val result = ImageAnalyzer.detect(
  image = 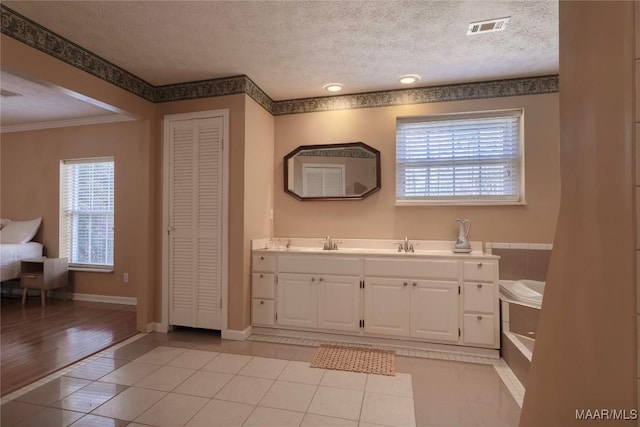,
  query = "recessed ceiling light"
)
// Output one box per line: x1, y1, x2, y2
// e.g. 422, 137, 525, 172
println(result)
398, 74, 420, 85
323, 83, 343, 93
